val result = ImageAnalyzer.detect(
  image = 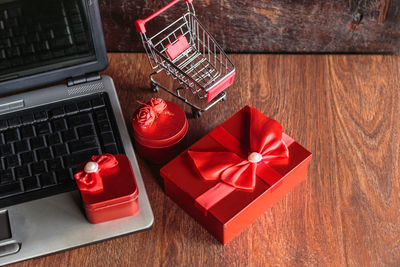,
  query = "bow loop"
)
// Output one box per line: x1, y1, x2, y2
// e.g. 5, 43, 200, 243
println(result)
90, 154, 119, 169
74, 154, 118, 193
